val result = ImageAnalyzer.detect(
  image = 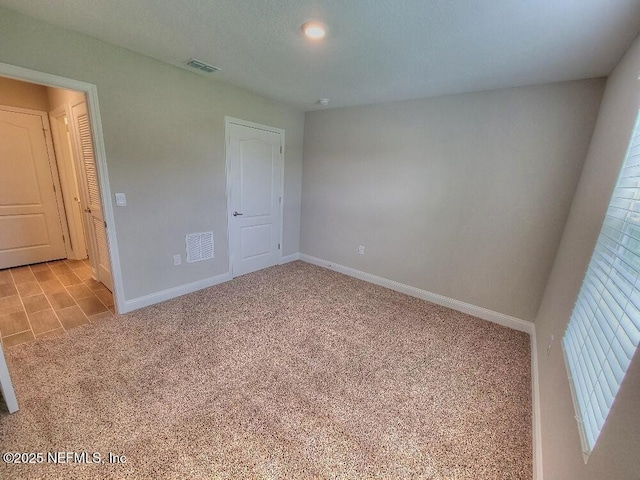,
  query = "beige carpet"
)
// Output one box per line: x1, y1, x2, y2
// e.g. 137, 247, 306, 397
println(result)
0, 261, 532, 479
